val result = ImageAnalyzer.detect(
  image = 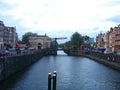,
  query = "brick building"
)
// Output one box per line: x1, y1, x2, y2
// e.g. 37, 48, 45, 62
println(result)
4, 26, 18, 49
107, 27, 115, 51
29, 34, 51, 49
0, 20, 18, 49
96, 33, 106, 48
114, 25, 120, 51
0, 21, 4, 49
96, 25, 120, 52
